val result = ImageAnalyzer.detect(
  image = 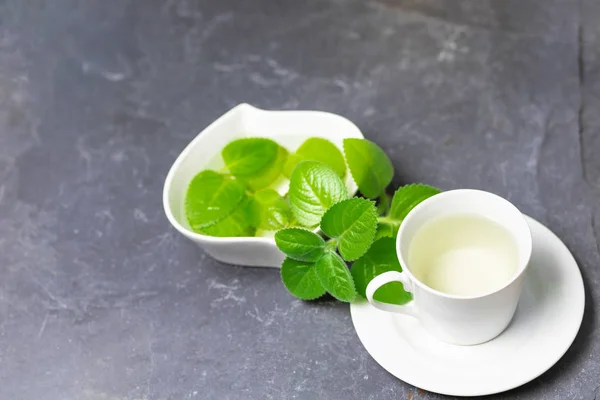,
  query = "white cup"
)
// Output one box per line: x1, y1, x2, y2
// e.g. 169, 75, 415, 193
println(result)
366, 189, 532, 345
